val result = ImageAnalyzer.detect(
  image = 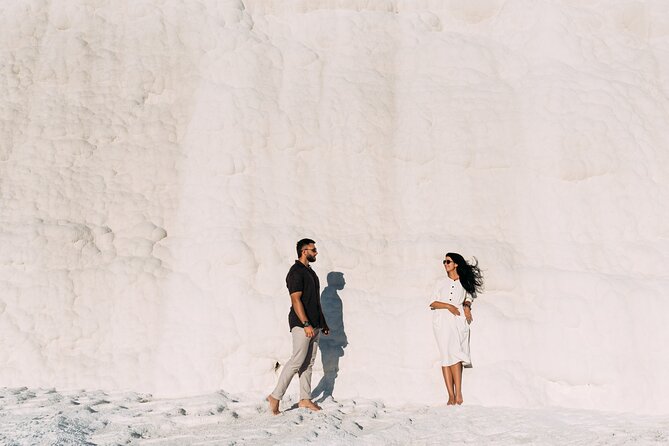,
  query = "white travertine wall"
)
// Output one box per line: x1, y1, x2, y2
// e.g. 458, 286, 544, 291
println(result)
1, 0, 668, 414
